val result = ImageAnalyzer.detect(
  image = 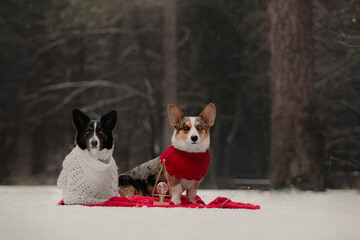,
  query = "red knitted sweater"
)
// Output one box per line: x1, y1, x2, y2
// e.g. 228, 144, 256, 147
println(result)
160, 145, 210, 181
